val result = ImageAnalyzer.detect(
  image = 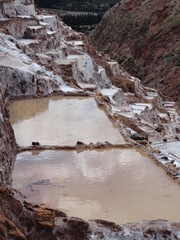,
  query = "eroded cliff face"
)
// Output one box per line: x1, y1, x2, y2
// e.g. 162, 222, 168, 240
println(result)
0, 0, 180, 239
0, 92, 16, 185
90, 0, 180, 107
